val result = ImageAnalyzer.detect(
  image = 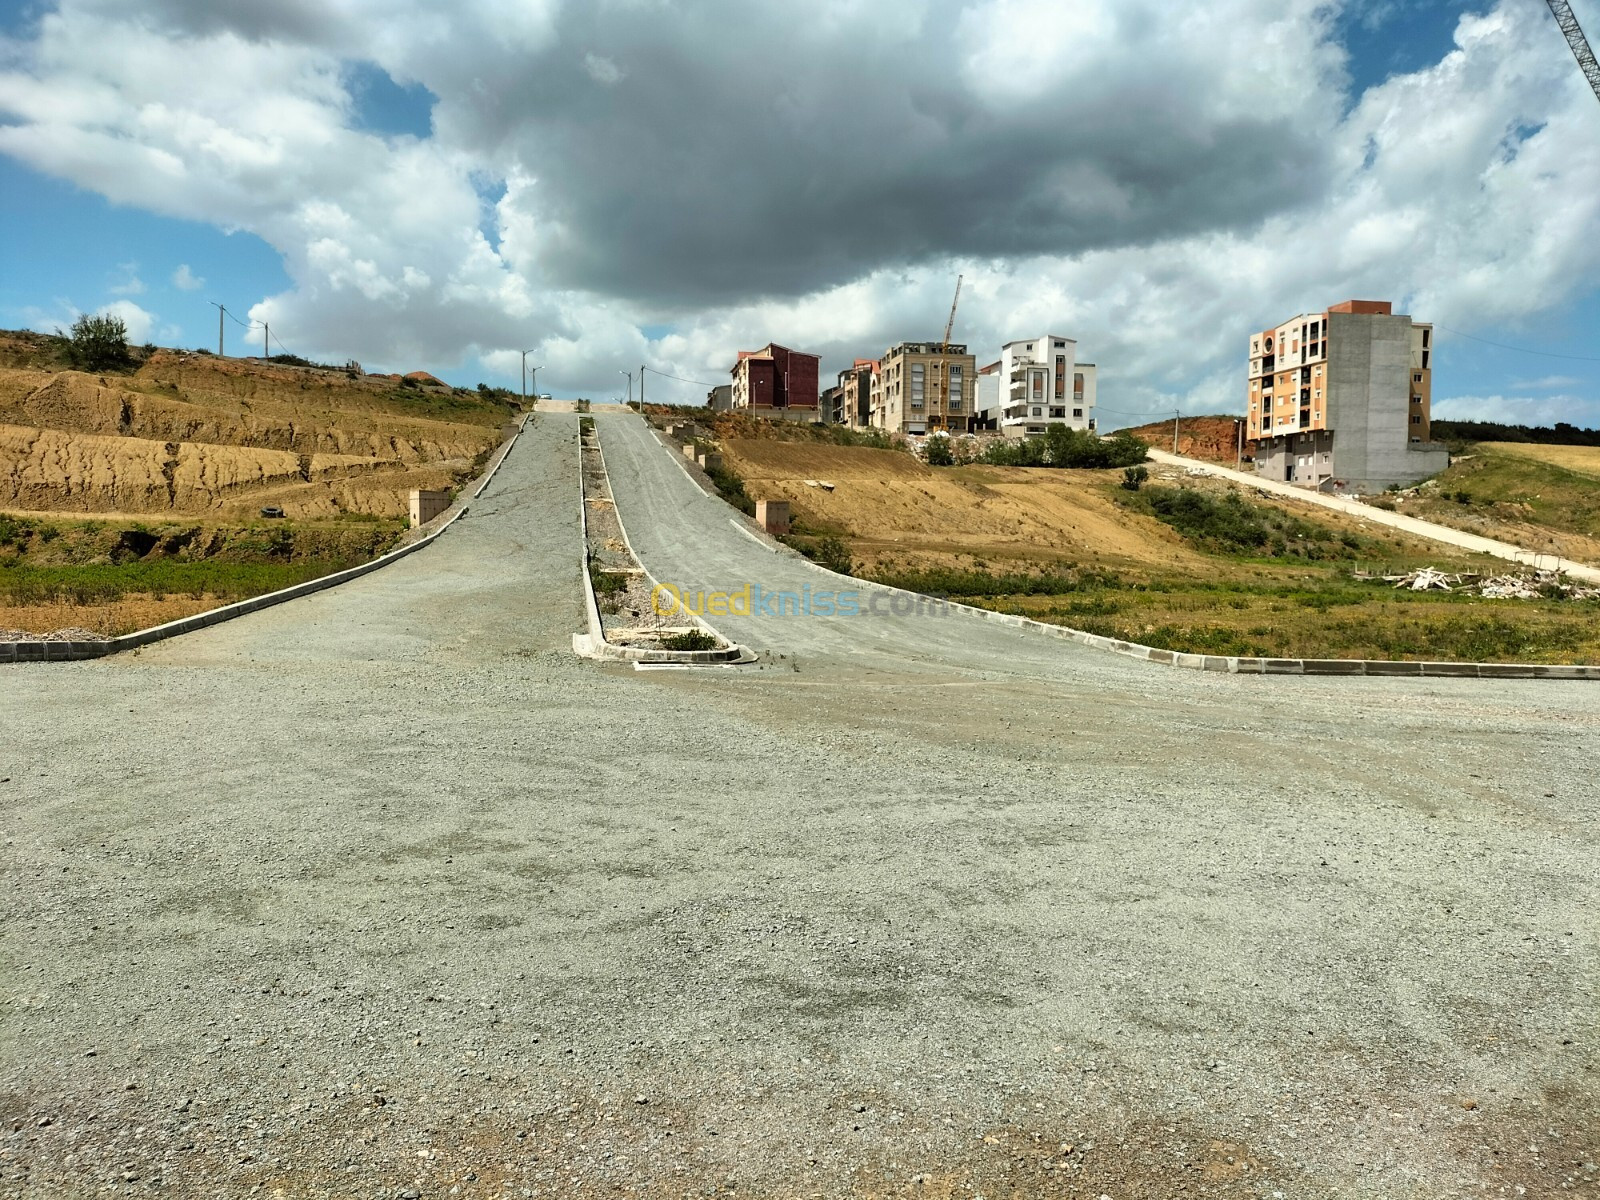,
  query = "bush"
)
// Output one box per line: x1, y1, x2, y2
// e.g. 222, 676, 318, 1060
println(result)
661, 629, 718, 651
925, 436, 954, 466
1121, 466, 1149, 491
66, 313, 131, 372
705, 465, 756, 516
982, 427, 1148, 469
803, 535, 852, 574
